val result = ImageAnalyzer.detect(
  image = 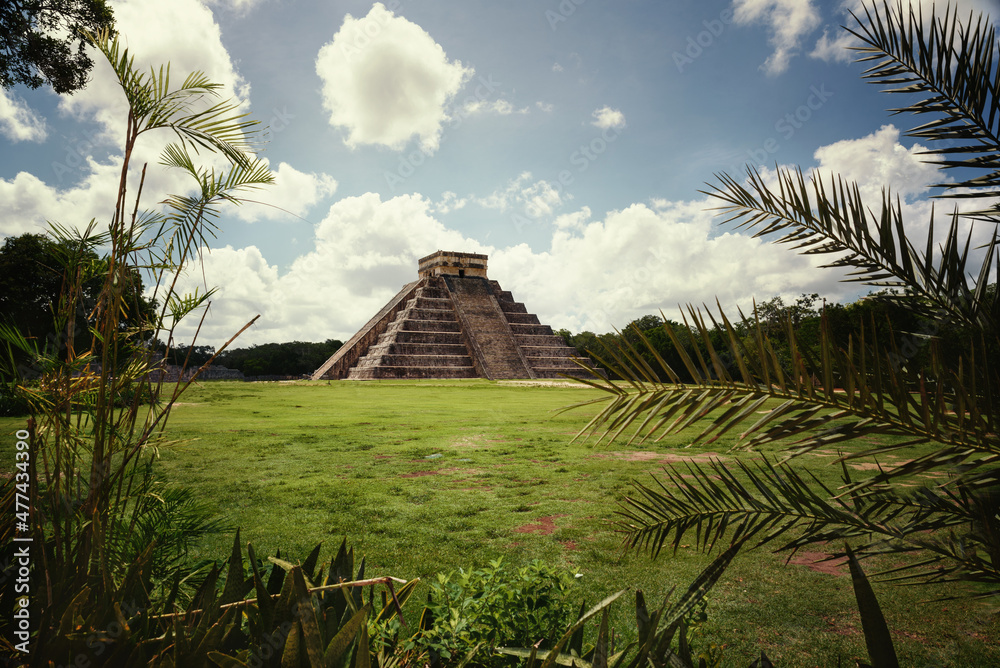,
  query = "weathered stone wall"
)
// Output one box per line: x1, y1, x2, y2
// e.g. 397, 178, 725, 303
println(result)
417, 250, 488, 278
